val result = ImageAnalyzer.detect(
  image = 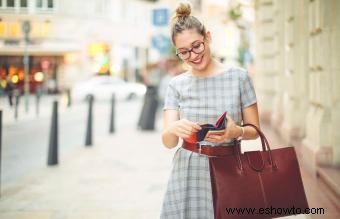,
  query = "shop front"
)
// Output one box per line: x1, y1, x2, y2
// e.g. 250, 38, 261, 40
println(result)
0, 55, 63, 95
